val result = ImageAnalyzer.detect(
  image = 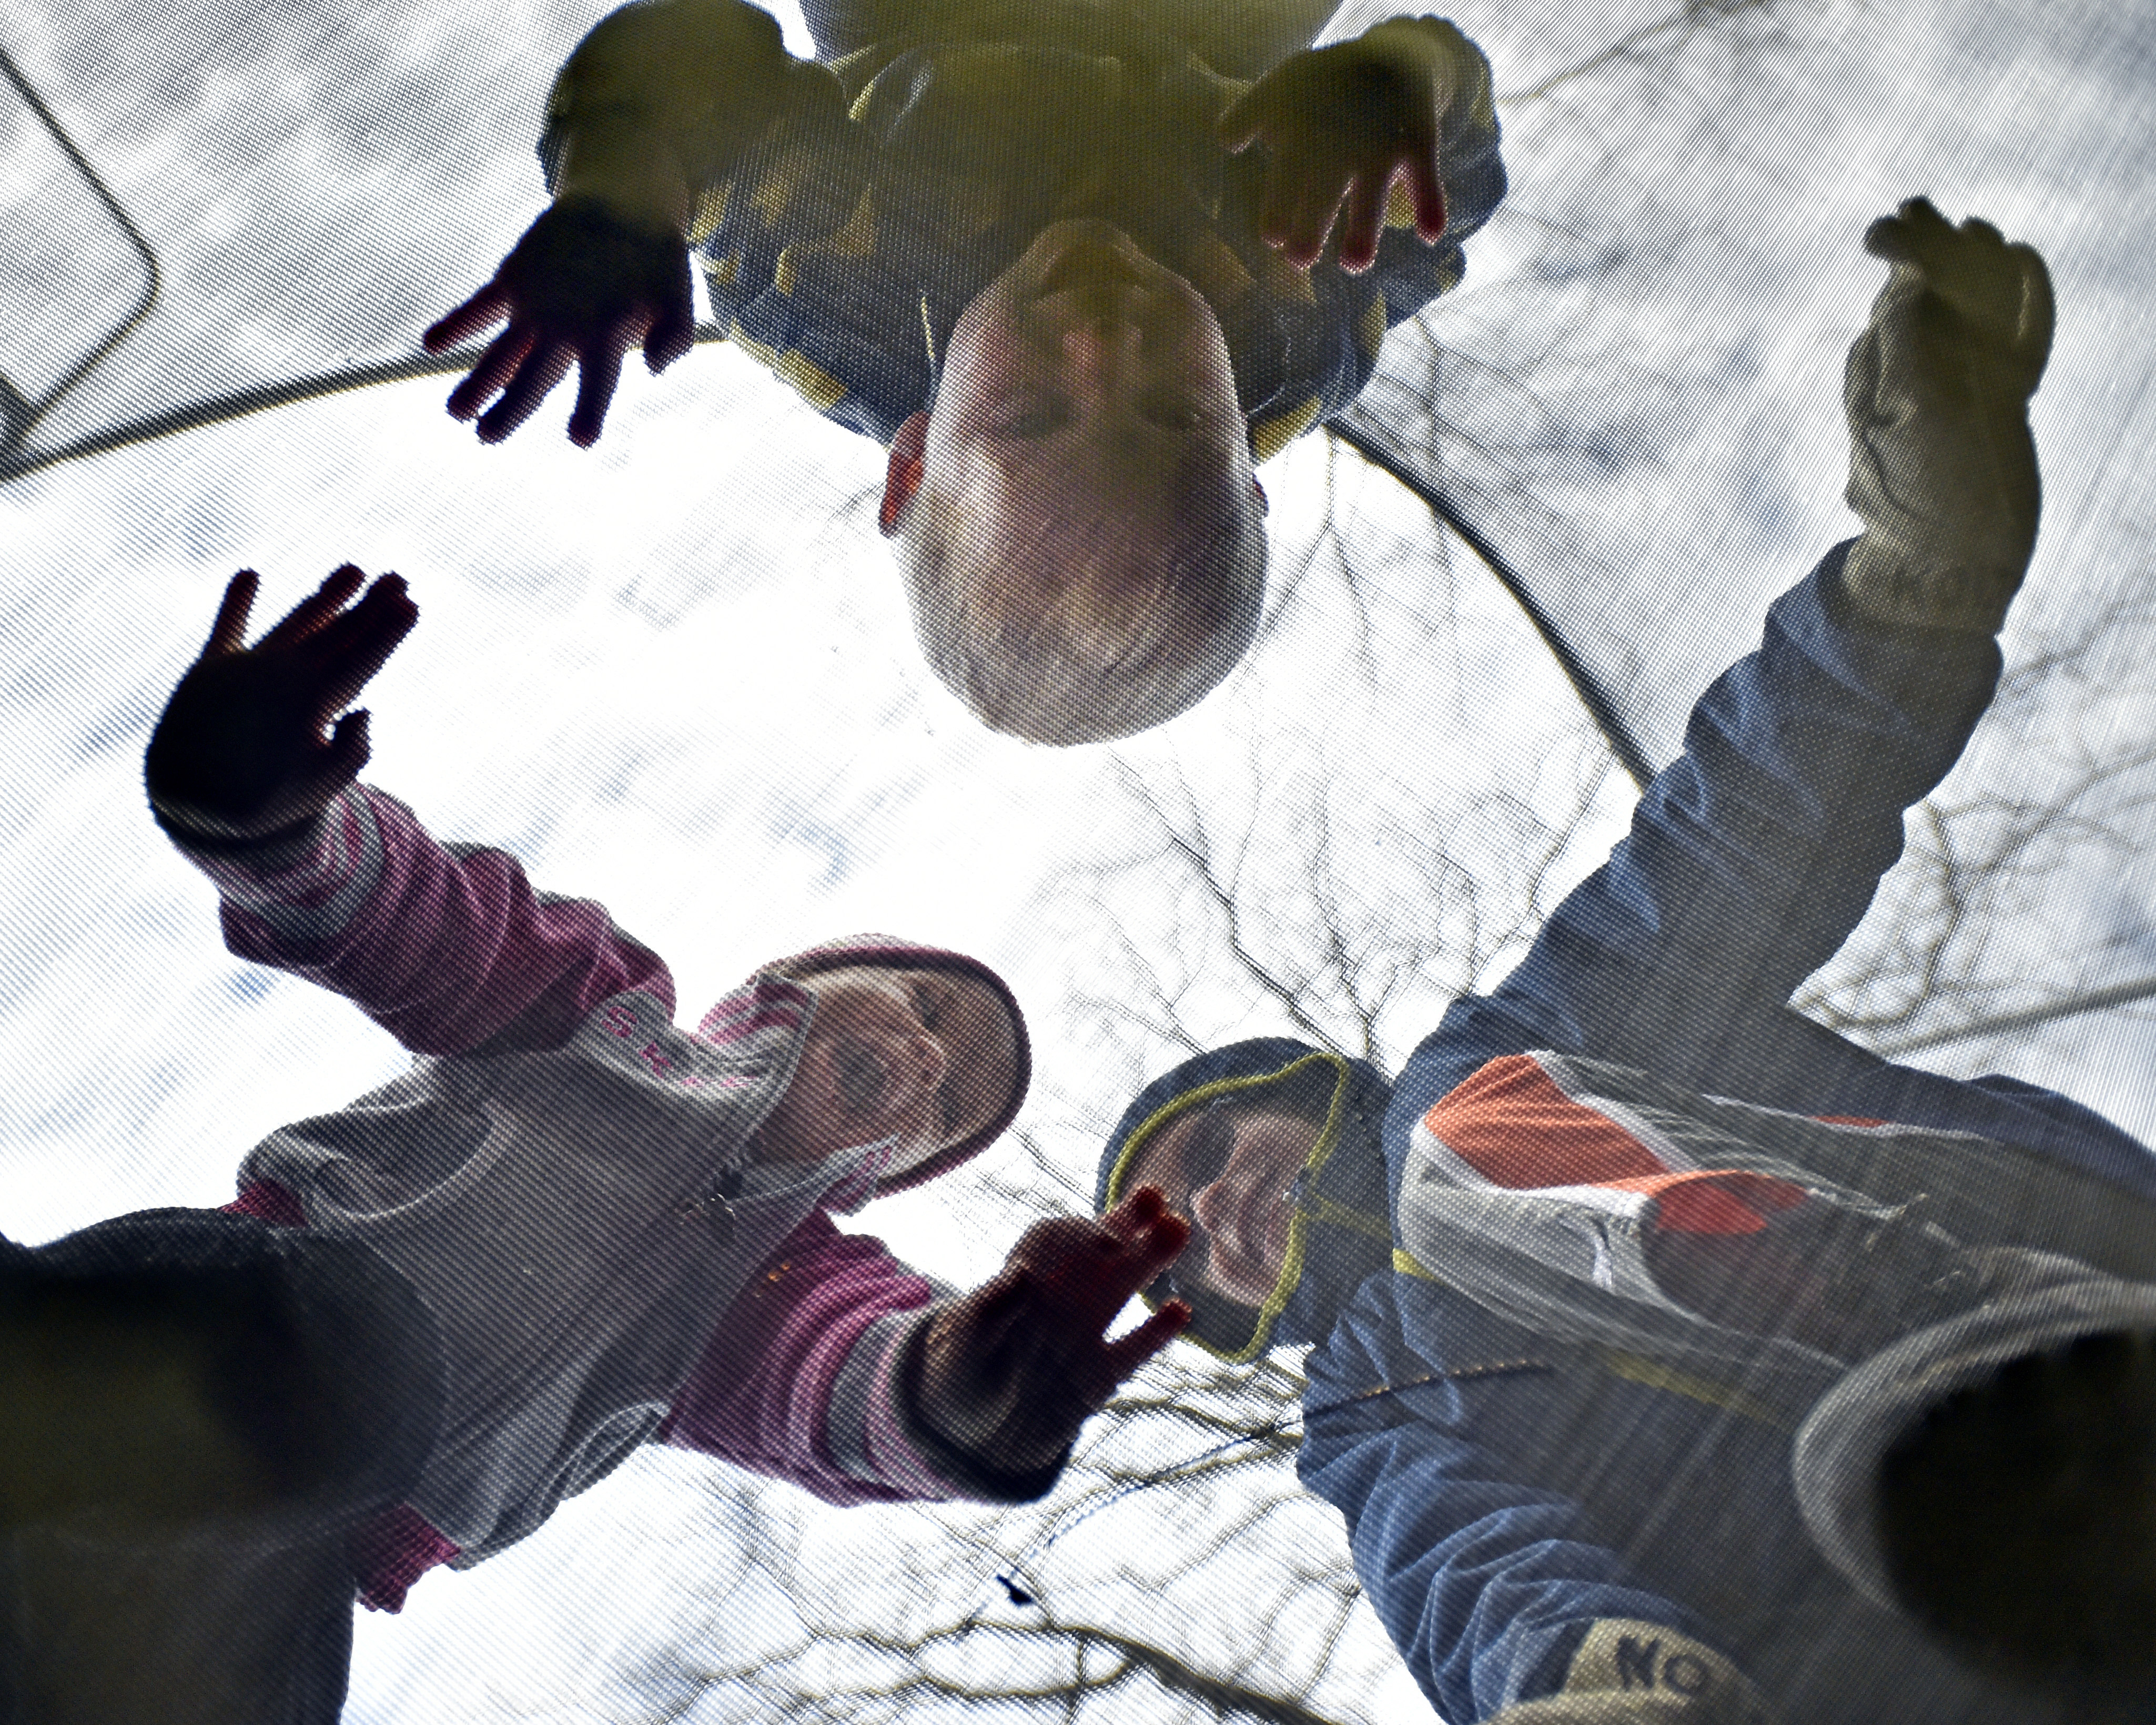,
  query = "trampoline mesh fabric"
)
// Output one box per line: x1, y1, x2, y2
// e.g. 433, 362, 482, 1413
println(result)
2, 0, 2155, 1719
